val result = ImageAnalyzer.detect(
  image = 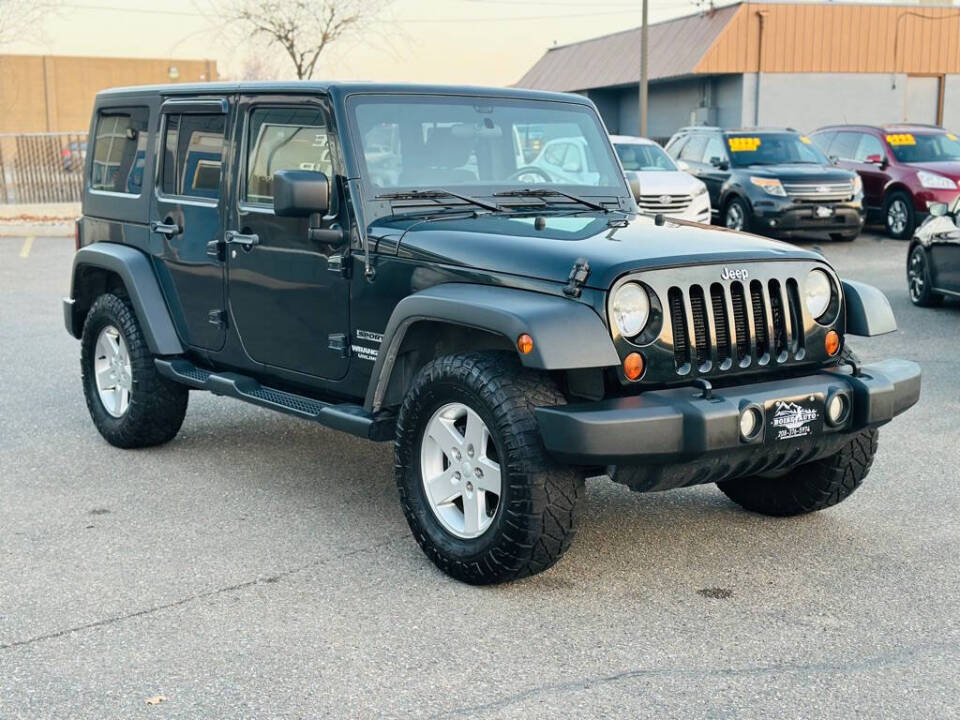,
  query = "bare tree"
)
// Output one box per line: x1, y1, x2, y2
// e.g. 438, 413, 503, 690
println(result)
221, 0, 391, 80
0, 0, 59, 45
